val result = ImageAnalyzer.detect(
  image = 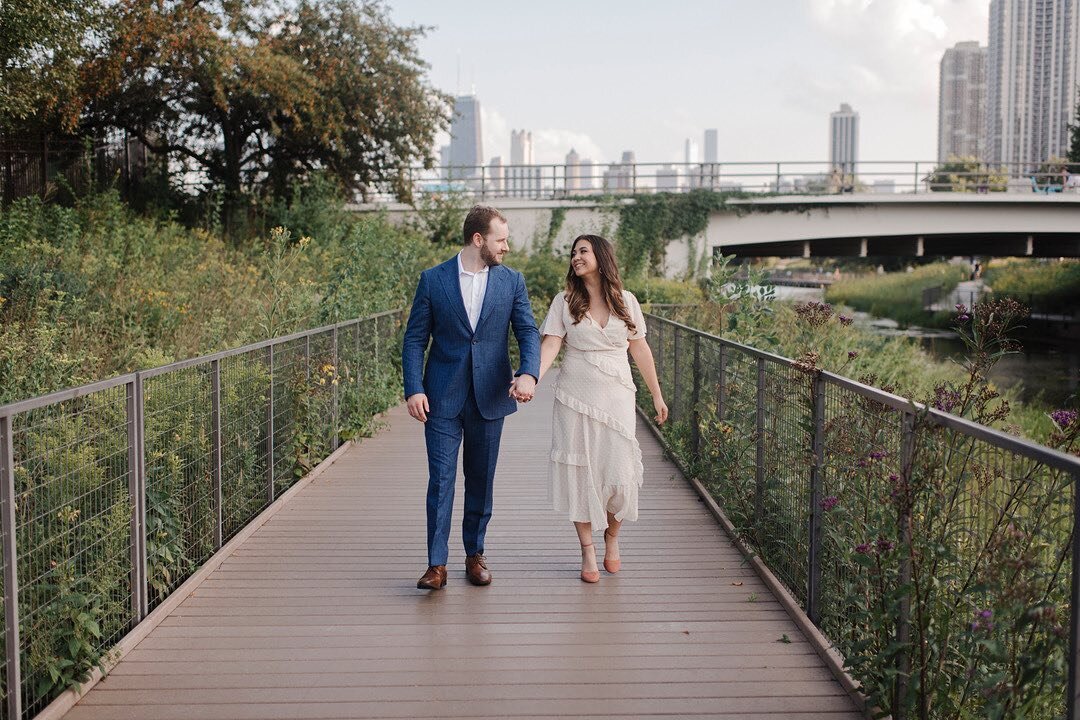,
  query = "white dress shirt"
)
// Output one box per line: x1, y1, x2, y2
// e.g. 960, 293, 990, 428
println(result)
457, 252, 489, 331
